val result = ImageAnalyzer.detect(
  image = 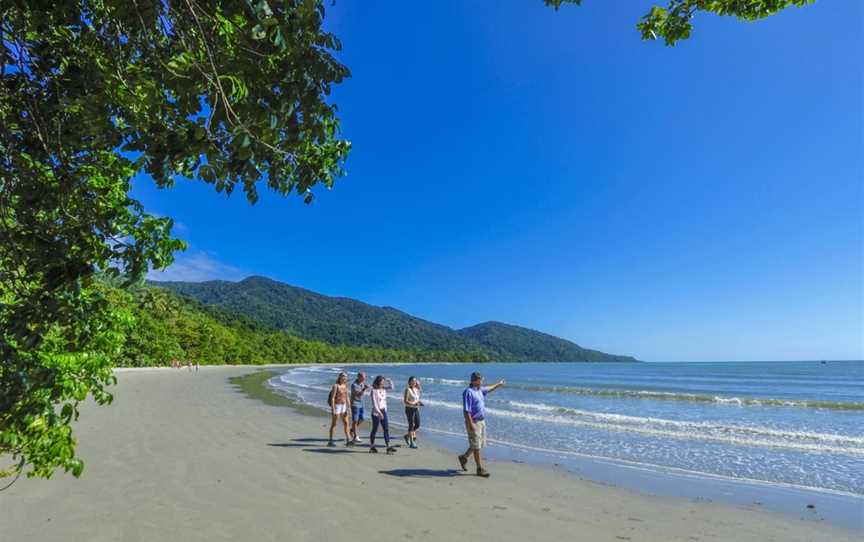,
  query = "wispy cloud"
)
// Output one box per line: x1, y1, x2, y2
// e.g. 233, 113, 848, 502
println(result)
147, 251, 247, 282
172, 221, 190, 235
